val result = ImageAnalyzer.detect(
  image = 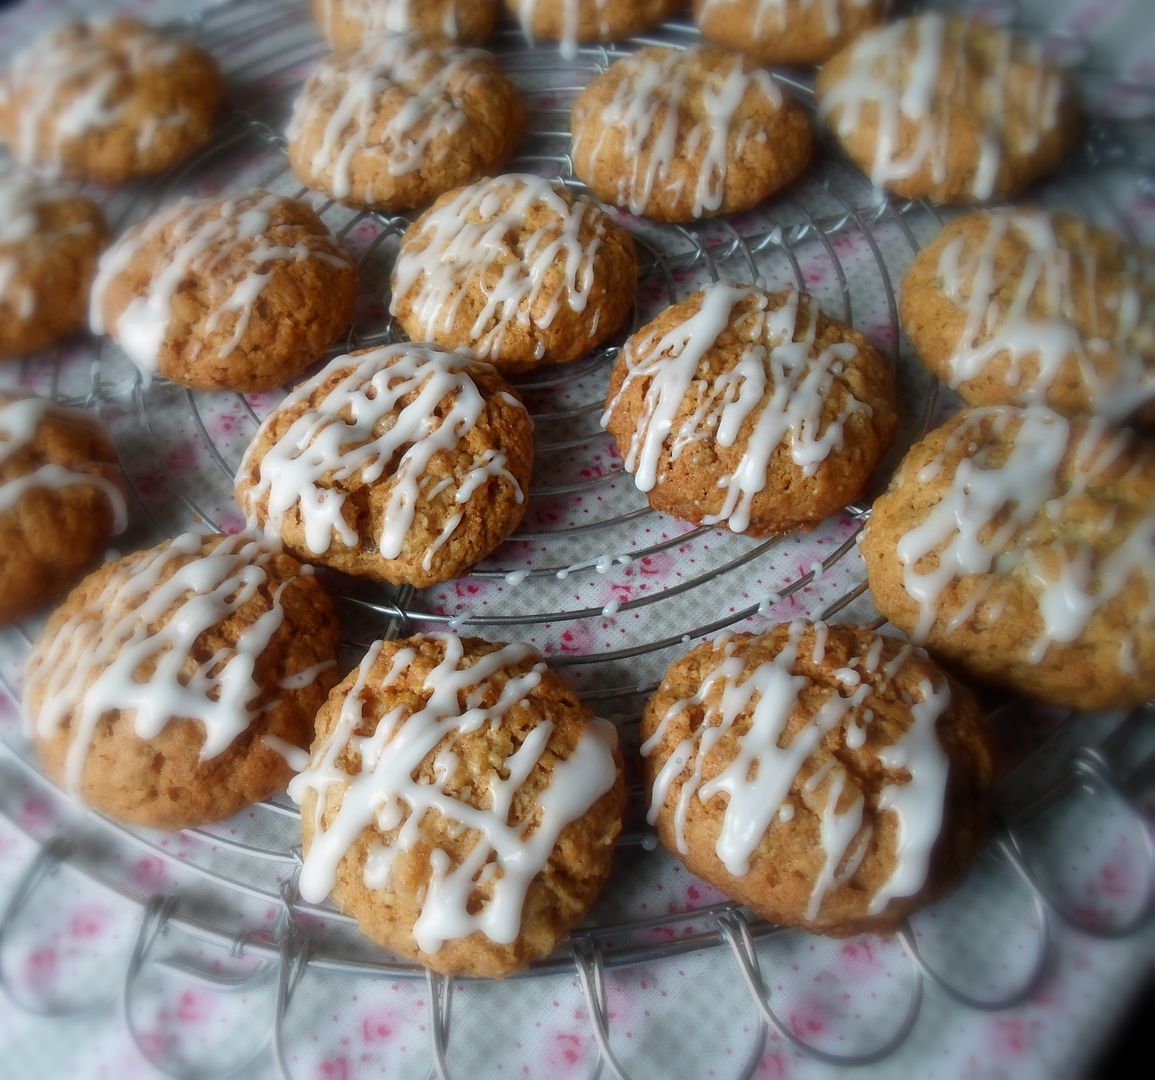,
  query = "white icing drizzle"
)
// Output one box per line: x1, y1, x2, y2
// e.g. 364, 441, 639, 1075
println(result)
315, 0, 466, 40
933, 210, 1155, 420
390, 173, 612, 363
601, 284, 871, 533
287, 34, 488, 201
816, 14, 1063, 200
516, 0, 610, 59
643, 621, 953, 920
237, 343, 526, 567
25, 532, 325, 794
289, 634, 619, 952
1, 20, 187, 171
893, 406, 1155, 665
572, 46, 782, 219
0, 396, 126, 531
699, 0, 872, 40
89, 191, 351, 379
